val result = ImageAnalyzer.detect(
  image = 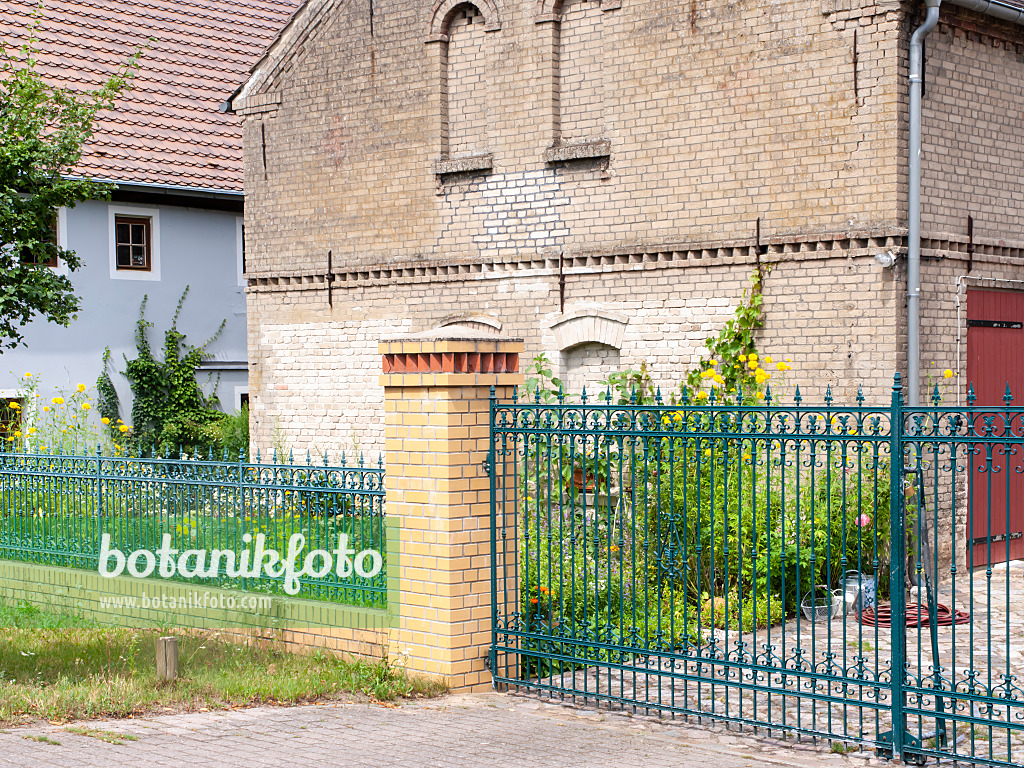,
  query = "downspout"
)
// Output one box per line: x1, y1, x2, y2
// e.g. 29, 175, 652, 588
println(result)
907, 0, 942, 407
